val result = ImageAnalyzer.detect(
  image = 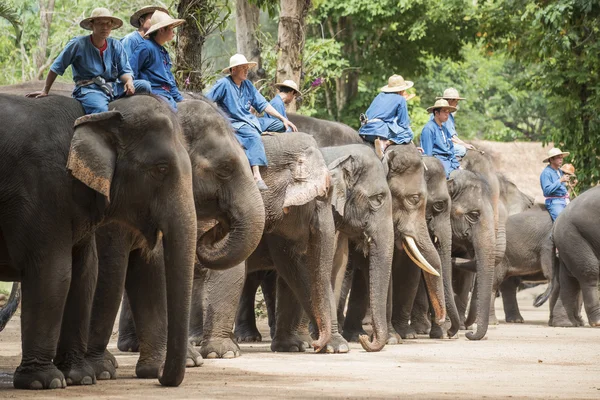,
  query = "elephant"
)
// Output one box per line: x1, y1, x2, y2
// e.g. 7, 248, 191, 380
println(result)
552, 185, 600, 327
83, 97, 266, 380
0, 93, 197, 389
